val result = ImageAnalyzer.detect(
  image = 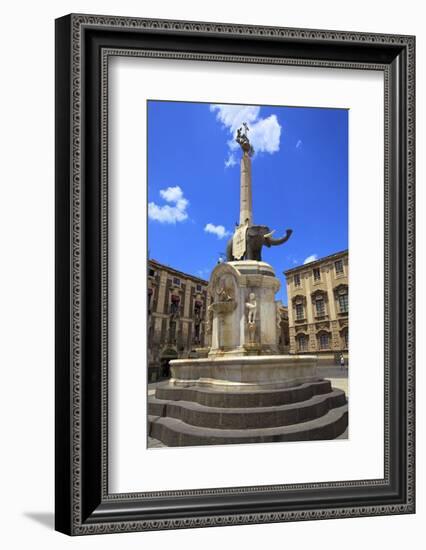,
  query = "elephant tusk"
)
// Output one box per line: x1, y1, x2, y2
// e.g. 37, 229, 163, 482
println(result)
267, 229, 293, 246
264, 230, 276, 239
